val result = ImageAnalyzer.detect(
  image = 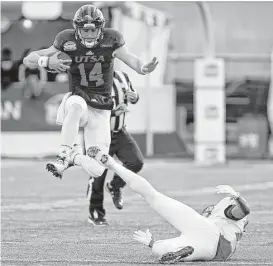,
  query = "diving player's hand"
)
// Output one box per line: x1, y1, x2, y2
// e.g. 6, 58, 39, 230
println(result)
48, 51, 71, 73
215, 185, 240, 200
125, 91, 138, 103
133, 229, 153, 246
114, 103, 129, 116
141, 57, 159, 74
